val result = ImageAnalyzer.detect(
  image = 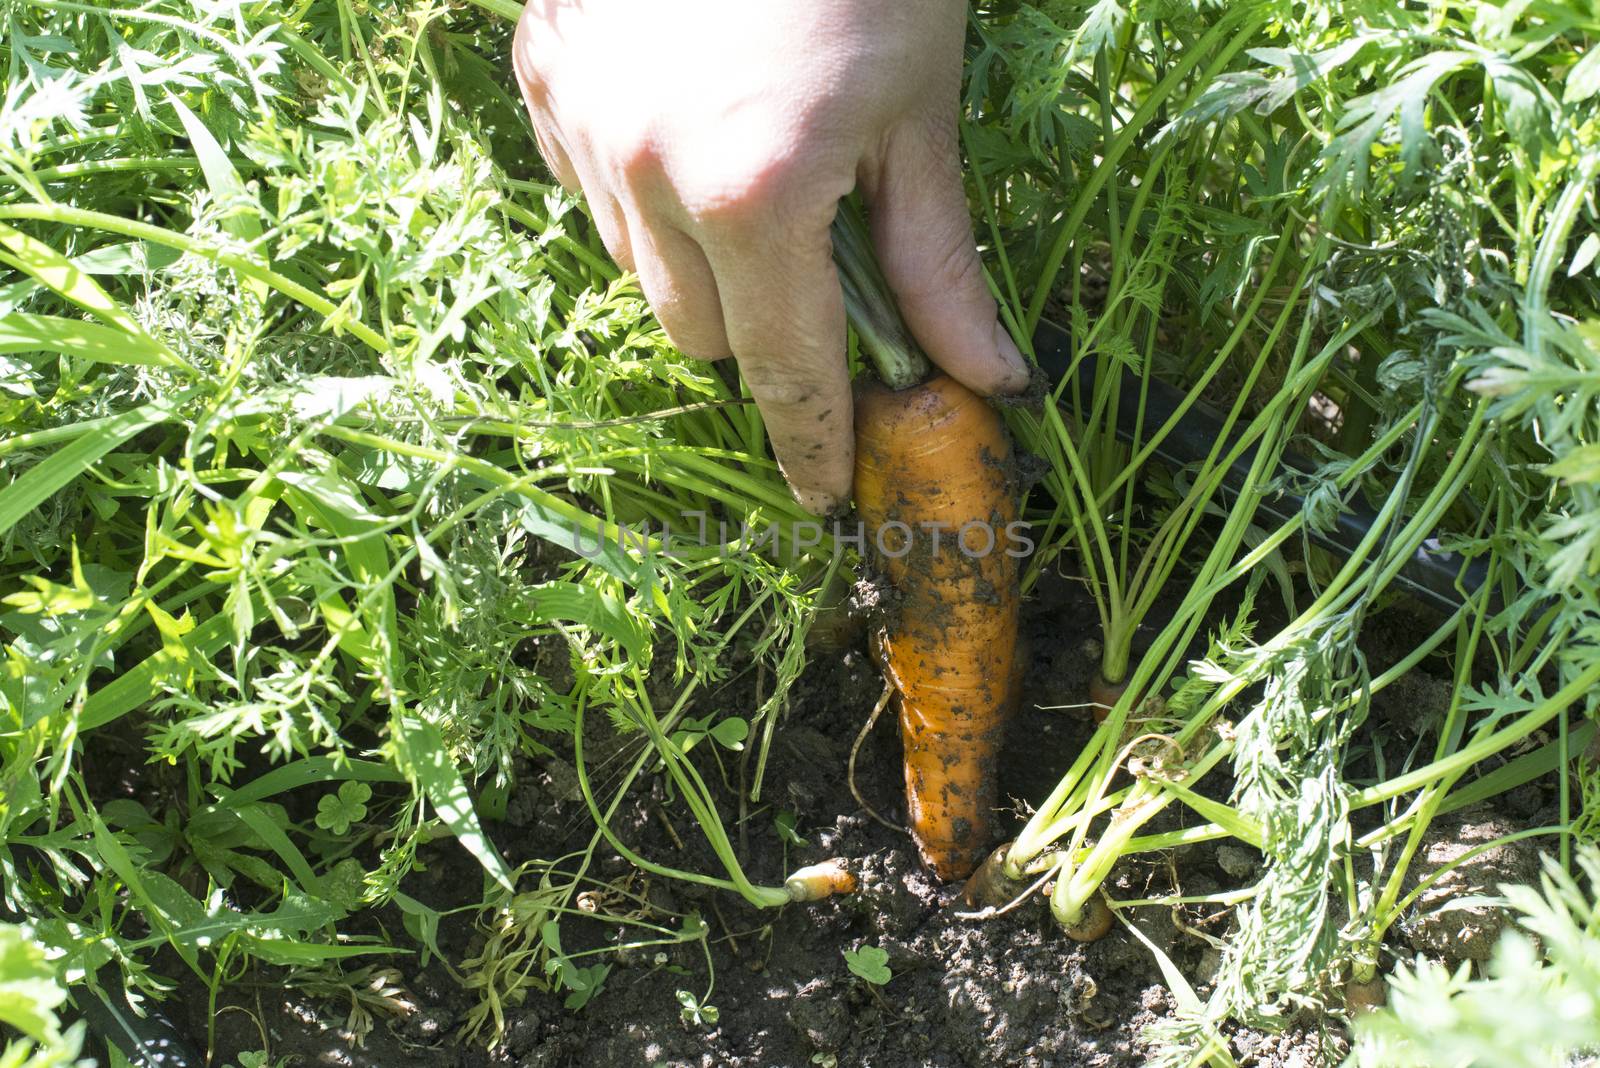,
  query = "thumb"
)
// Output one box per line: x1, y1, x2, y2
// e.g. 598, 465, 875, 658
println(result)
868, 118, 1031, 396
